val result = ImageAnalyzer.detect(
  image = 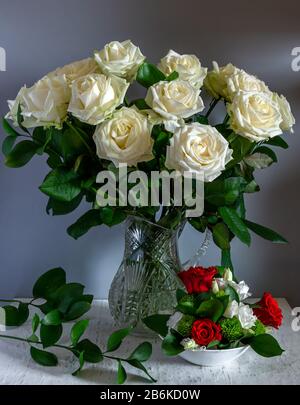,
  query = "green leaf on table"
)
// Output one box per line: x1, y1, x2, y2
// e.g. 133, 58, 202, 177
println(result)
67, 209, 102, 239
219, 206, 251, 246
126, 359, 156, 383
74, 339, 103, 363
40, 324, 63, 348
30, 346, 58, 367
106, 327, 132, 352
5, 140, 39, 167
64, 301, 91, 321
2, 117, 21, 137
244, 219, 288, 244
42, 309, 62, 326
39, 168, 81, 202
70, 319, 89, 346
17, 302, 29, 325
162, 333, 184, 356
72, 351, 85, 376
212, 222, 230, 250
0, 305, 19, 326
33, 267, 66, 300
136, 62, 166, 88
2, 136, 17, 156
196, 298, 224, 322
265, 136, 288, 149
166, 71, 179, 81
117, 360, 127, 384
32, 313, 40, 333
249, 334, 284, 357
143, 314, 170, 337
128, 342, 152, 362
